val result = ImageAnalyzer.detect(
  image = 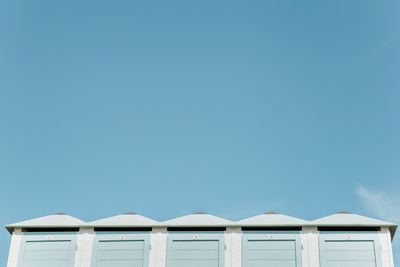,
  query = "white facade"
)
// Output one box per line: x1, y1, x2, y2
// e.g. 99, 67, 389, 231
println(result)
5, 212, 397, 267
